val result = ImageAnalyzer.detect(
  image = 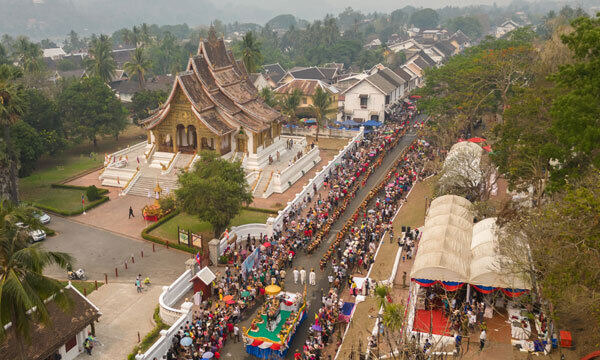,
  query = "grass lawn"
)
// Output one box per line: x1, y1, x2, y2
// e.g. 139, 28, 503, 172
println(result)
150, 209, 271, 243
59, 280, 104, 296
19, 125, 145, 210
